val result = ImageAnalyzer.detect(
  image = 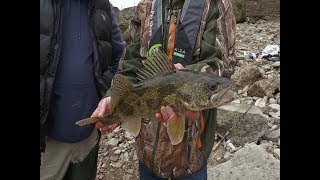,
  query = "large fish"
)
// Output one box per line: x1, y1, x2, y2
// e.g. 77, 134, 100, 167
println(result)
75, 50, 236, 145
